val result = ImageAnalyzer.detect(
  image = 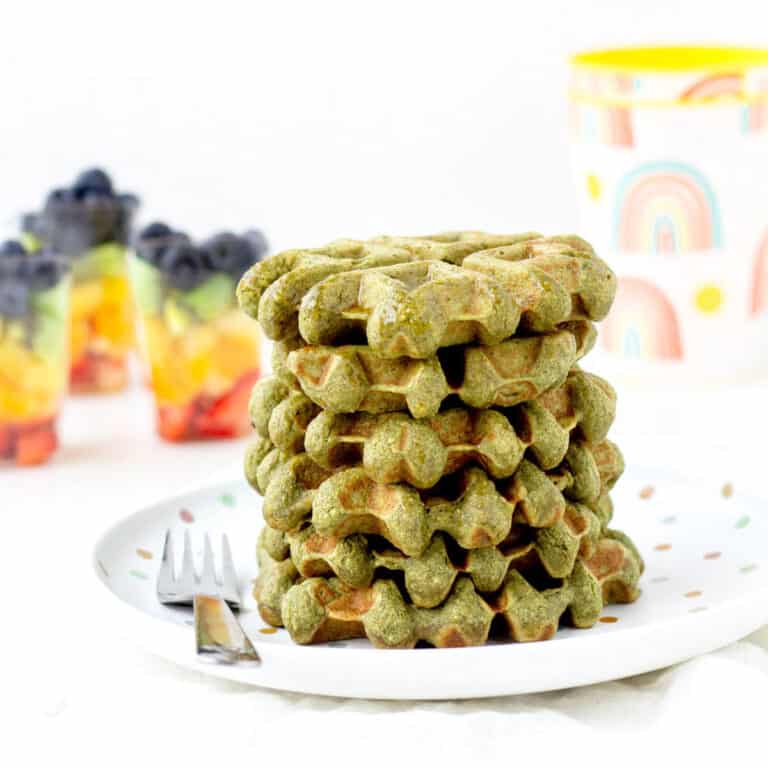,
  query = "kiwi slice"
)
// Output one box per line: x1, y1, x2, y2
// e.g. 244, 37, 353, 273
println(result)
128, 255, 164, 315
30, 281, 69, 362
178, 272, 235, 322
73, 242, 127, 281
